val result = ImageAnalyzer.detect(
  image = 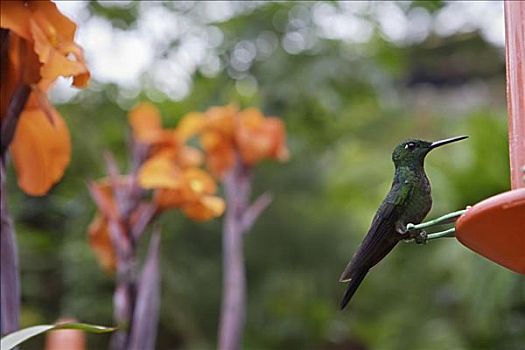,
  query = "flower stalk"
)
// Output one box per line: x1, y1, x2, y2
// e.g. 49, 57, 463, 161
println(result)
0, 162, 20, 336
0, 28, 30, 335
218, 158, 272, 350
94, 148, 161, 350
